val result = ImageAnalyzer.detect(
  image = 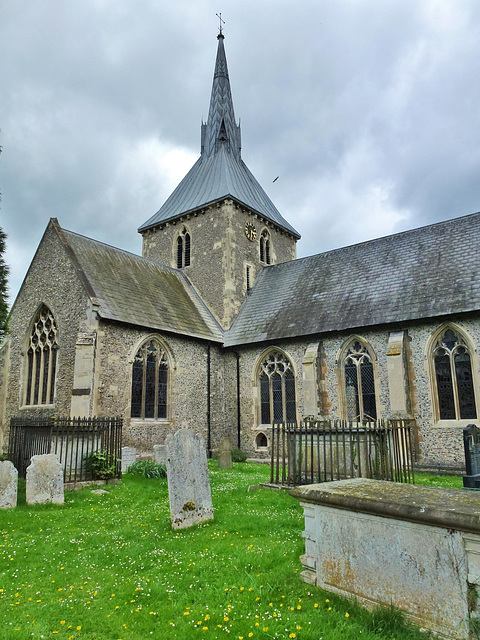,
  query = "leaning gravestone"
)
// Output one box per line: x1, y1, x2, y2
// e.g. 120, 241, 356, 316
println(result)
153, 444, 166, 465
217, 436, 233, 470
165, 429, 214, 529
463, 424, 480, 488
121, 446, 137, 473
26, 454, 64, 505
0, 461, 18, 508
